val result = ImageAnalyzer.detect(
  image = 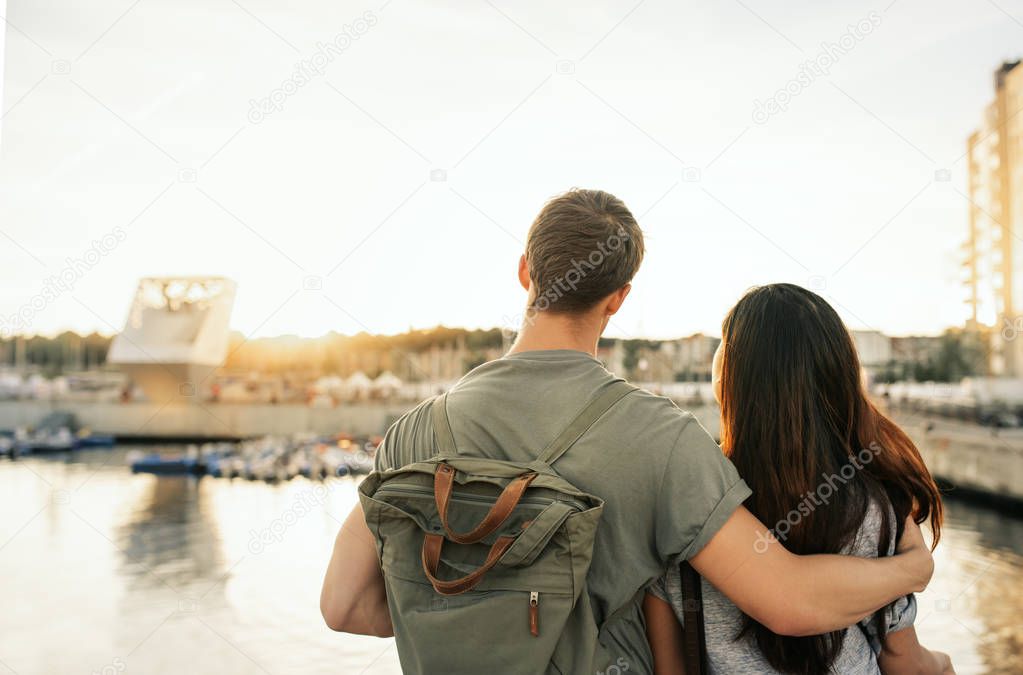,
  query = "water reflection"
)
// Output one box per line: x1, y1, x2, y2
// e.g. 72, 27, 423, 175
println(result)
0, 446, 1019, 674
119, 476, 224, 592
915, 500, 1023, 675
